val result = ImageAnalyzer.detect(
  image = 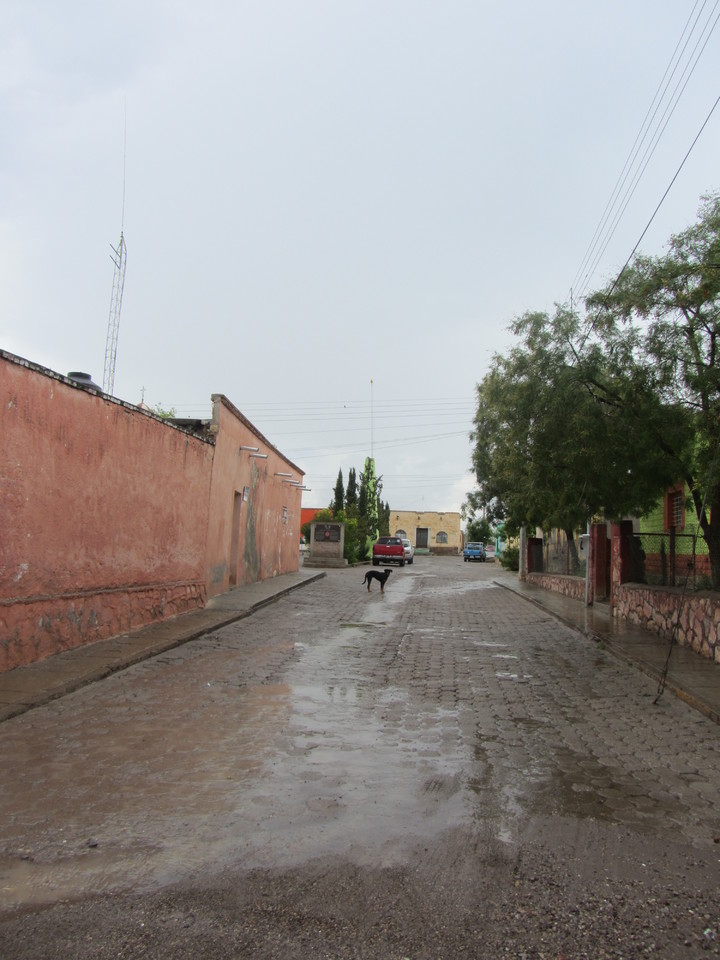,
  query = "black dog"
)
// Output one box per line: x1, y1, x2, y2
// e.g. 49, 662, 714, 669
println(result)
362, 568, 392, 593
